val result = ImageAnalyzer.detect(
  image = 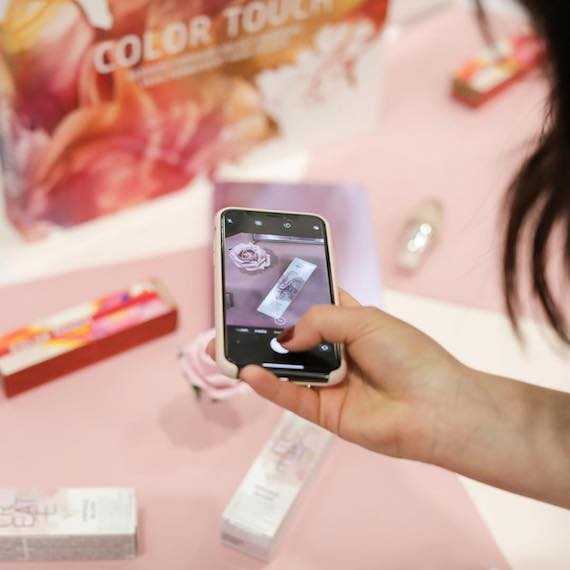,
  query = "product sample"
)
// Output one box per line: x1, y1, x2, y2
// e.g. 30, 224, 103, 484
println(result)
221, 411, 333, 560
0, 280, 178, 397
396, 199, 443, 272
257, 258, 317, 320
452, 33, 544, 108
0, 488, 137, 561
0, 0, 389, 239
